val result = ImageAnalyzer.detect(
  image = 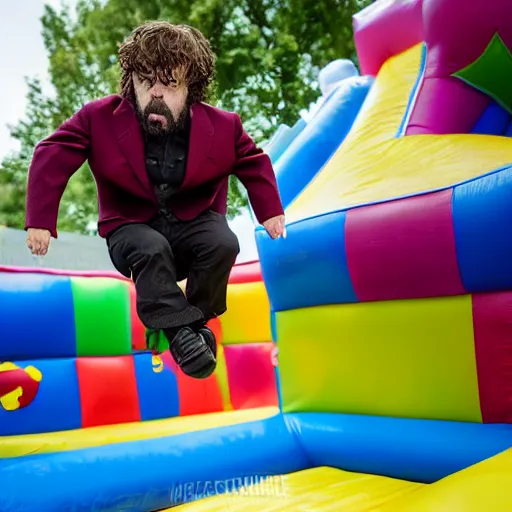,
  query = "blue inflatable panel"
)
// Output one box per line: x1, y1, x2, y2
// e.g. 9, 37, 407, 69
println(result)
265, 118, 307, 164
319, 59, 359, 93
133, 353, 179, 421
256, 211, 357, 312
276, 75, 373, 210
286, 412, 512, 484
471, 101, 511, 135
0, 357, 81, 436
0, 414, 307, 511
506, 121, 512, 137
452, 165, 512, 292
396, 43, 427, 137
0, 273, 76, 360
